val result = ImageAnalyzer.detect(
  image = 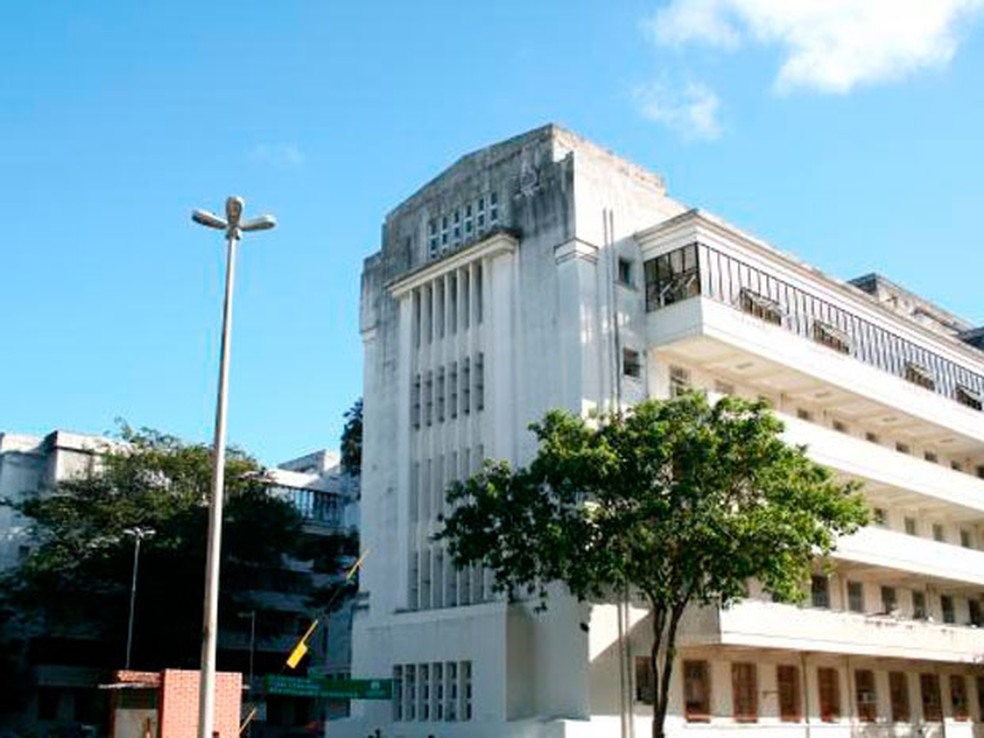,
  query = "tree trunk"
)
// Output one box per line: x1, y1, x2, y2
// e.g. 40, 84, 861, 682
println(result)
651, 603, 685, 738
